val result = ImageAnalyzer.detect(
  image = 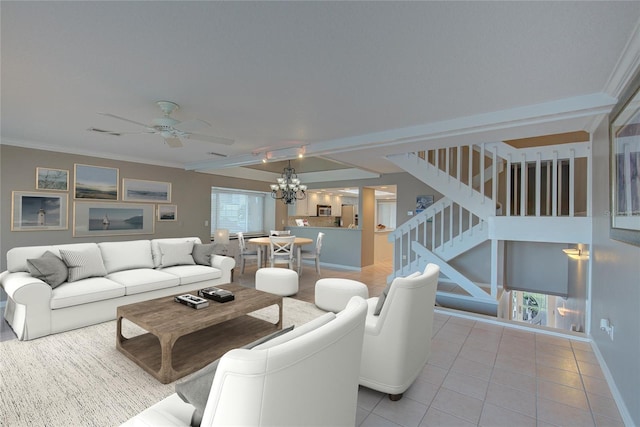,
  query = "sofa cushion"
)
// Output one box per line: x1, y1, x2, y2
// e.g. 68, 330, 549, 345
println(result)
26, 251, 68, 288
50, 277, 125, 309
160, 265, 222, 285
107, 269, 180, 295
158, 241, 196, 268
374, 271, 421, 316
59, 246, 108, 282
192, 243, 215, 266
176, 325, 295, 427
98, 240, 154, 273
151, 238, 201, 268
